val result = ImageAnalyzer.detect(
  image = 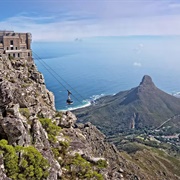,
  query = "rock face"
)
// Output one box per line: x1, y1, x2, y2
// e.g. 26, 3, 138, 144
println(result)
0, 55, 55, 119
0, 55, 60, 179
0, 55, 148, 180
140, 75, 156, 87
56, 111, 77, 128
73, 75, 180, 135
0, 55, 179, 180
